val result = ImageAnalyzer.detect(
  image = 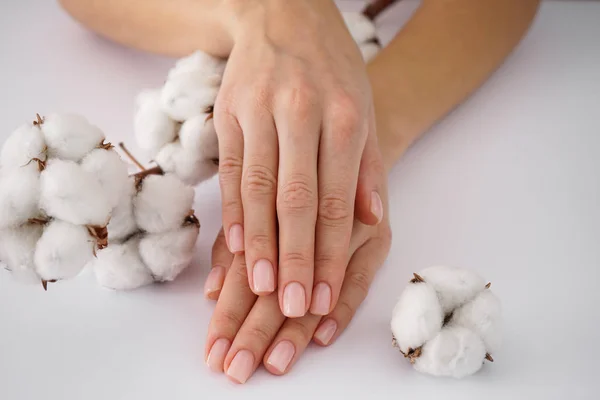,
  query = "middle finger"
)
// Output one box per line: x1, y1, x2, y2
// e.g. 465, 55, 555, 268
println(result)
275, 85, 321, 318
